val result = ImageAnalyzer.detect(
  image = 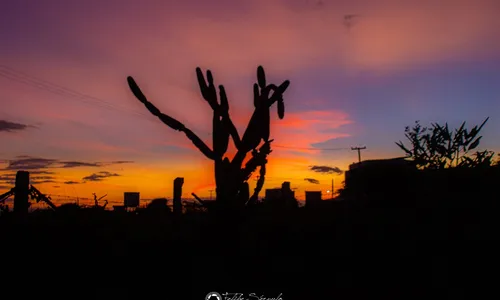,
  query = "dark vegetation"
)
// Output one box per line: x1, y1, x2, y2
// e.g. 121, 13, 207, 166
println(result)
127, 66, 289, 211
396, 118, 495, 169
1, 67, 500, 299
